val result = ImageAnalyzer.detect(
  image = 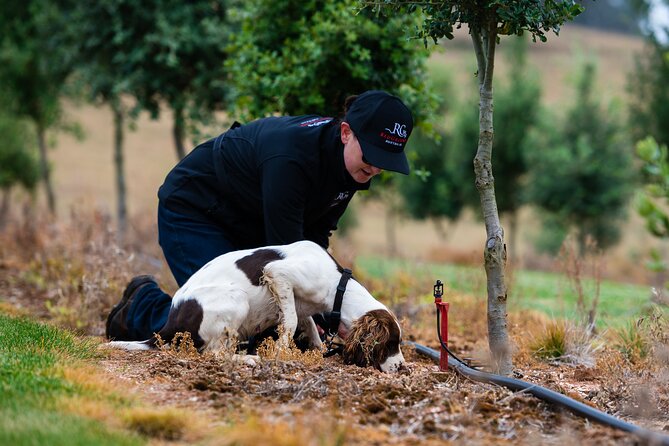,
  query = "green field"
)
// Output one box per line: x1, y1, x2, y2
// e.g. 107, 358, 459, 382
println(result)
356, 255, 654, 329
